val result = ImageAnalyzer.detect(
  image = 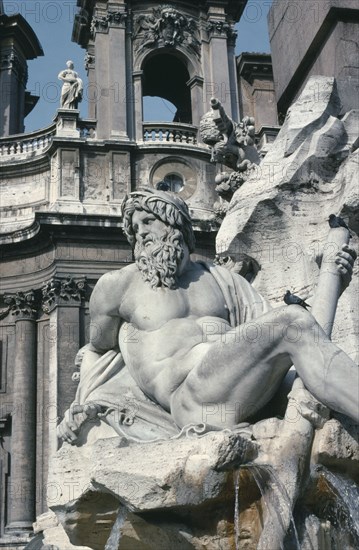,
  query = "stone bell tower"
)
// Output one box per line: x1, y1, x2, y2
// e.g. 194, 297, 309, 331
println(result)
73, 0, 246, 141
0, 0, 43, 137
